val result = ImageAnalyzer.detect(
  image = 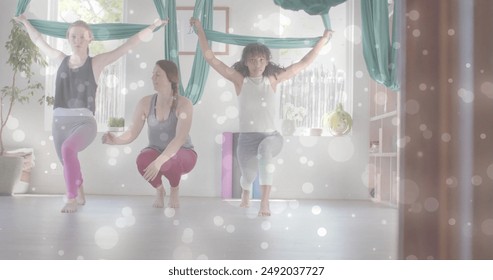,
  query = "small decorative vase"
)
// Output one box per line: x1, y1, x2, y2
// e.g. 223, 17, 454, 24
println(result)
322, 103, 353, 136
281, 119, 296, 136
